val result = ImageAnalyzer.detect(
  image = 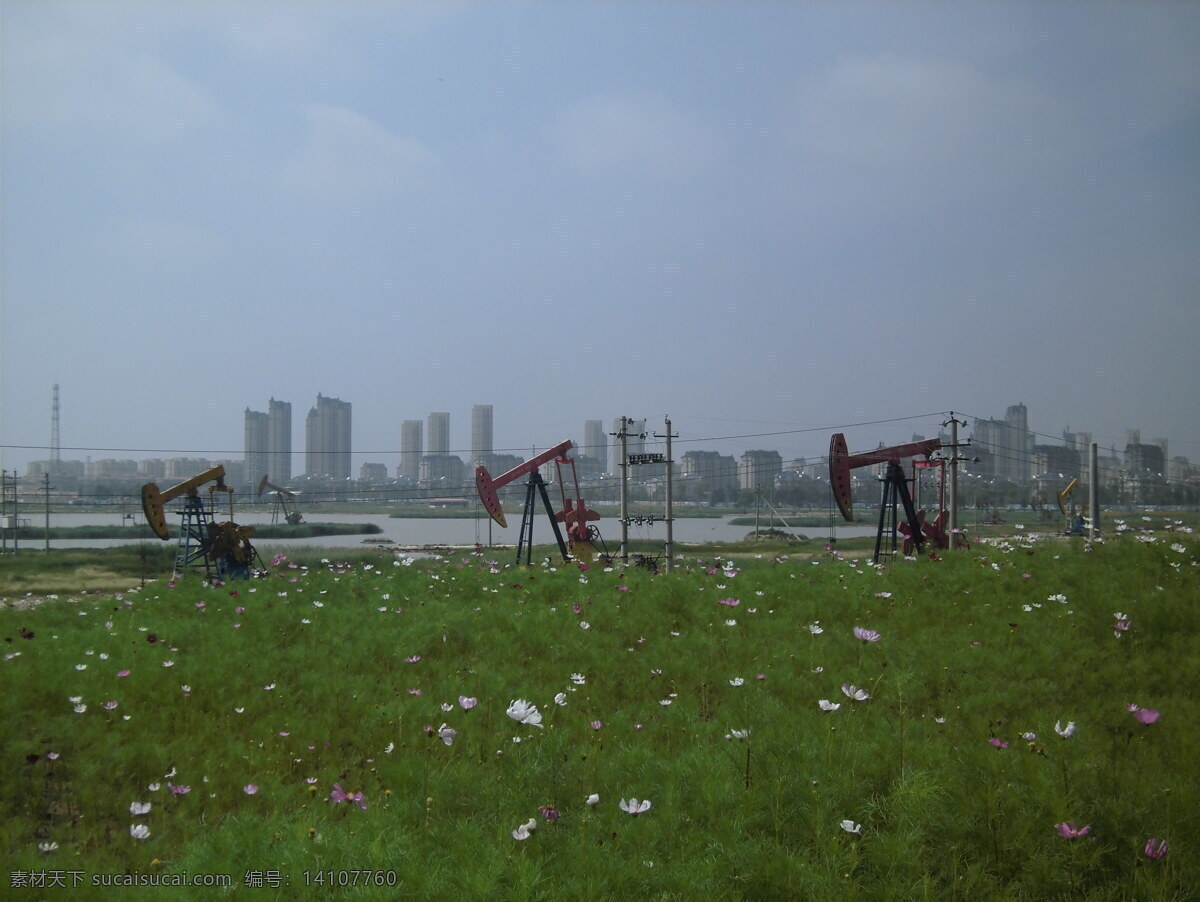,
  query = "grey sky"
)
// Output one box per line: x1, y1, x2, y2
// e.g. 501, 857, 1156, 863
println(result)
2, 1, 1197, 474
